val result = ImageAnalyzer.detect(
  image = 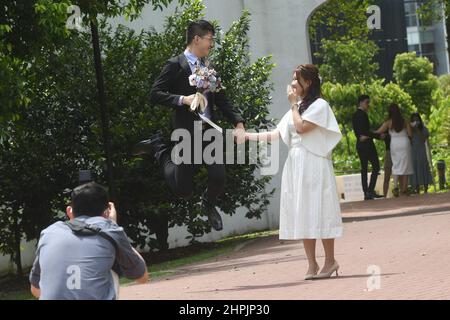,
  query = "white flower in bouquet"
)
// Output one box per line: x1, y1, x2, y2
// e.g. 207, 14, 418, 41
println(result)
188, 64, 225, 113
188, 65, 225, 93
